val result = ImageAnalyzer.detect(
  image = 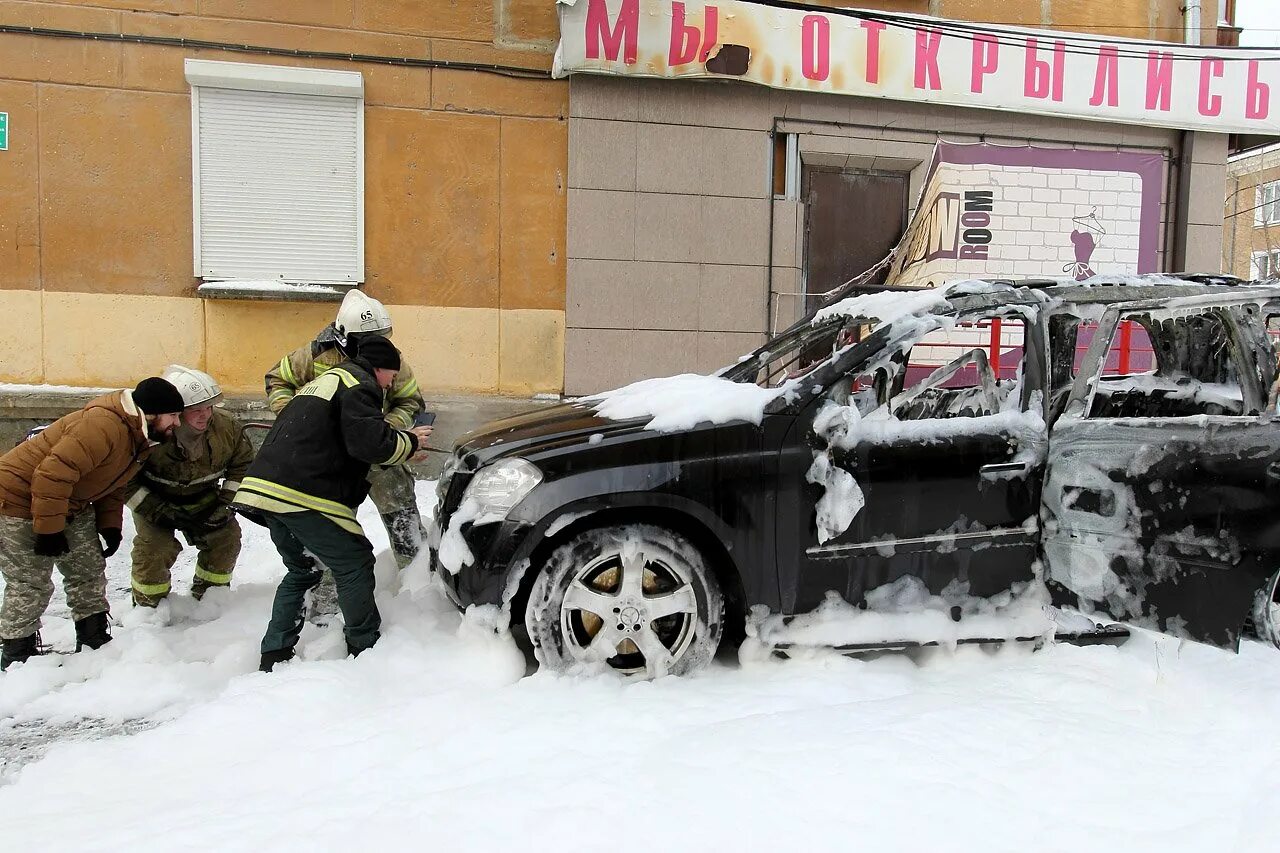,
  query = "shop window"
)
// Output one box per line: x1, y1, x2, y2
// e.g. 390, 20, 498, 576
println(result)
1257, 181, 1280, 227
185, 60, 364, 299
